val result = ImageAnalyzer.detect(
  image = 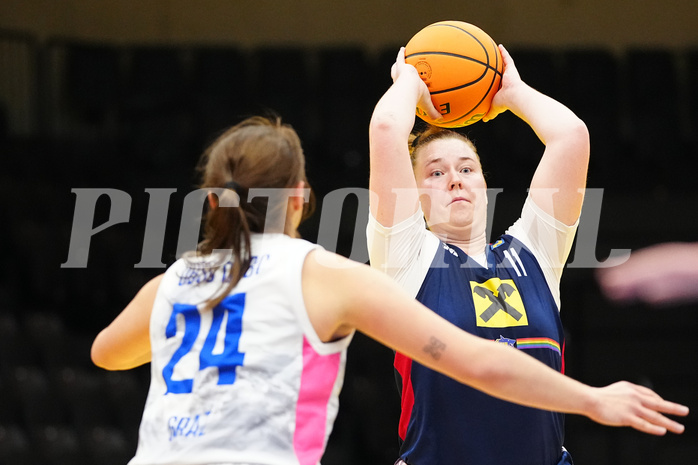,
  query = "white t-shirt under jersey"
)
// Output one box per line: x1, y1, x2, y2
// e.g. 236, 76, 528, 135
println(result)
366, 195, 578, 308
